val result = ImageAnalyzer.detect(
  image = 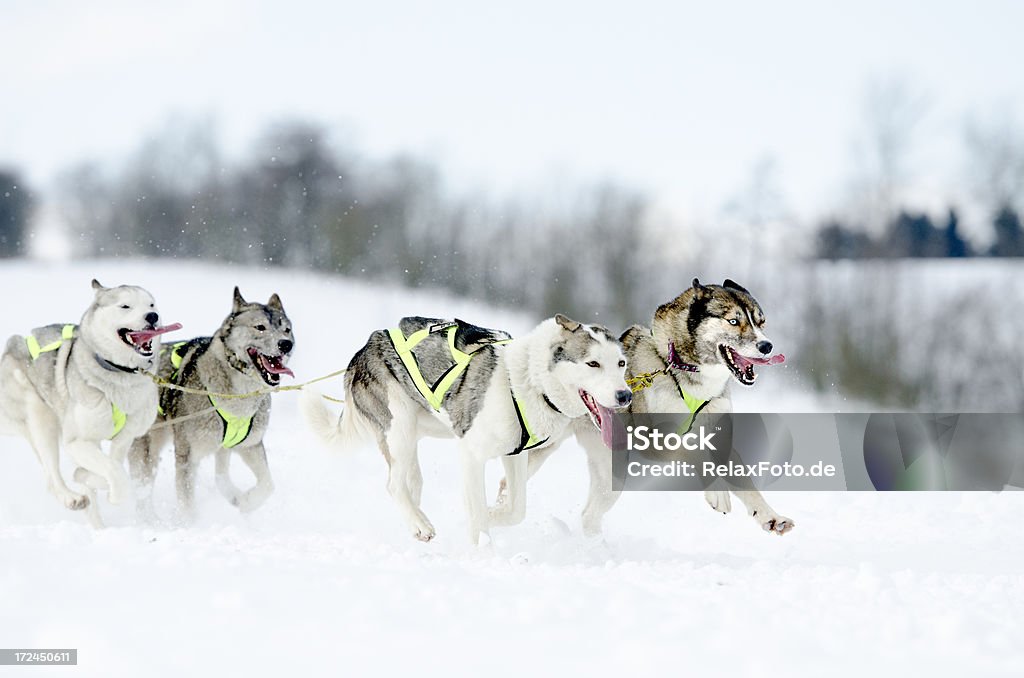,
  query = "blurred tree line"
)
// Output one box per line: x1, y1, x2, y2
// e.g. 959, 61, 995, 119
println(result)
0, 169, 32, 257
49, 120, 657, 327
815, 207, 1023, 259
